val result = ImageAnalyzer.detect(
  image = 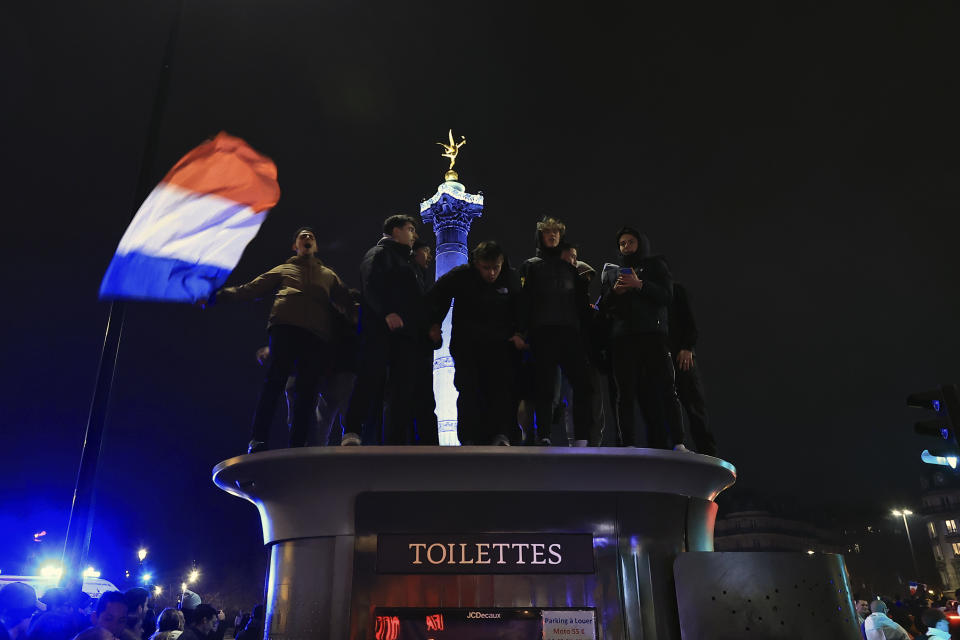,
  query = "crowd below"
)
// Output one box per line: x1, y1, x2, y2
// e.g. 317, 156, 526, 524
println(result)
856, 593, 957, 639
5, 580, 960, 639
212, 214, 716, 456
0, 583, 262, 640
